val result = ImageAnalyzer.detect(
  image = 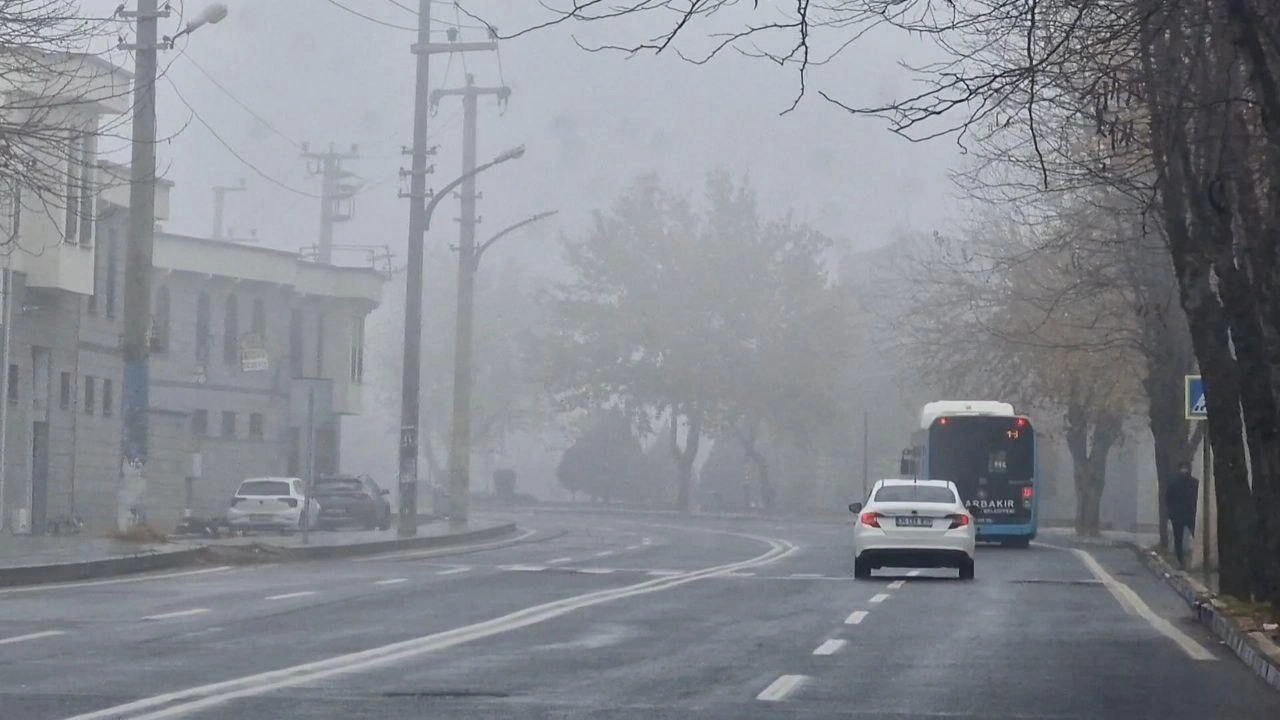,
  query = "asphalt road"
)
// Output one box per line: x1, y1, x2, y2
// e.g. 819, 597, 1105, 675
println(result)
1, 510, 1277, 719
